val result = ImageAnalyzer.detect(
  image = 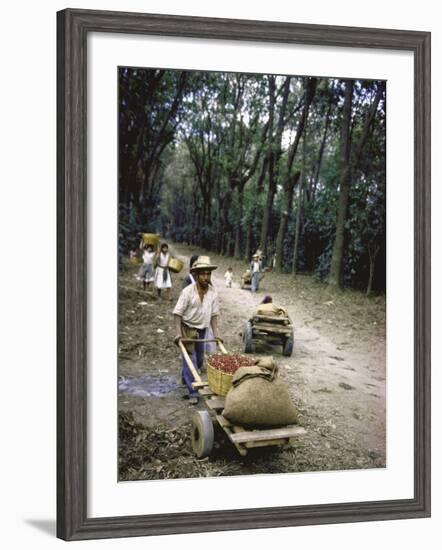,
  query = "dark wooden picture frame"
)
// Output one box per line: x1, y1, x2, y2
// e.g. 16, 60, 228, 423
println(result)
57, 8, 431, 541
